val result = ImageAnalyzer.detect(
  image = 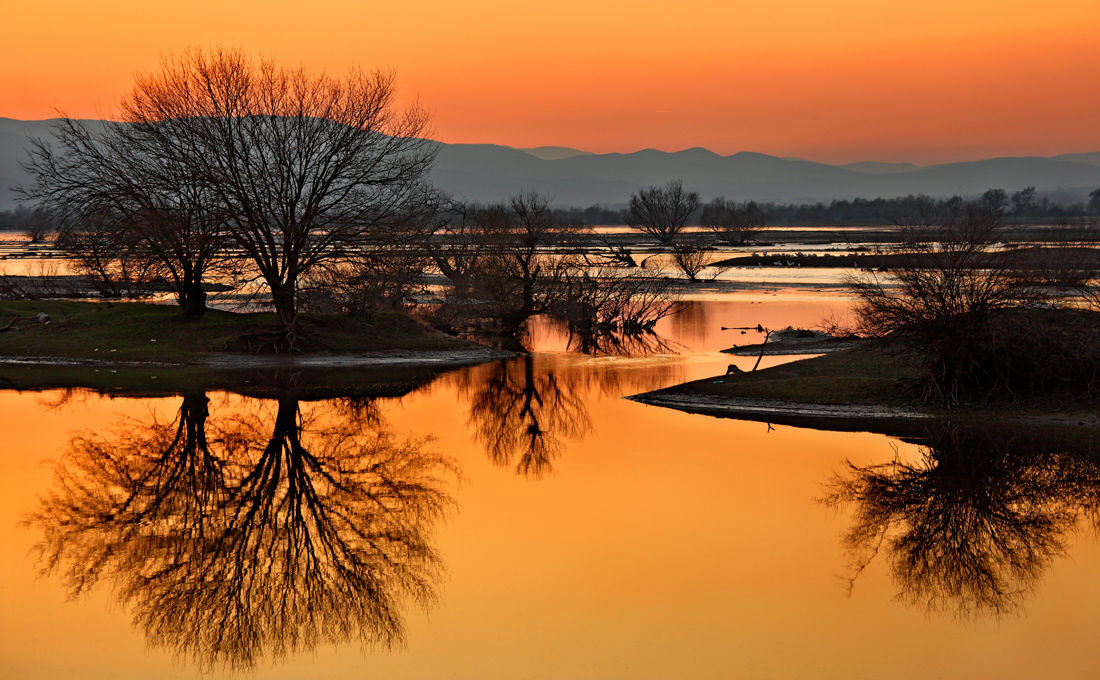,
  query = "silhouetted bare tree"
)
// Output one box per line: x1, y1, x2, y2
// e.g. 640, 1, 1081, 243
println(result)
626, 181, 699, 246
112, 48, 435, 332
701, 197, 765, 245
626, 181, 714, 281
21, 115, 228, 314
436, 193, 577, 339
